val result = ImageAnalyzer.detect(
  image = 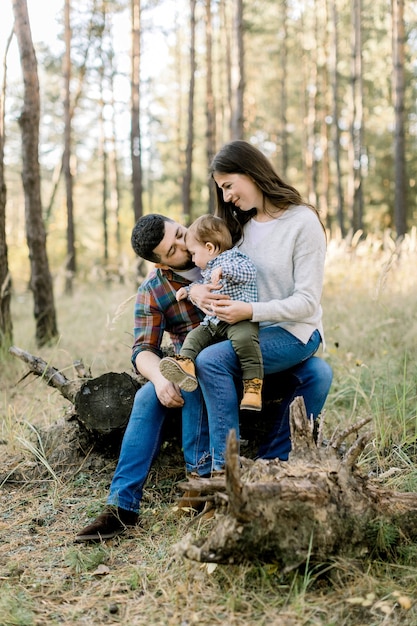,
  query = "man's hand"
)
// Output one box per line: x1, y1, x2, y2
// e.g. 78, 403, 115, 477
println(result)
154, 374, 184, 408
135, 351, 184, 408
